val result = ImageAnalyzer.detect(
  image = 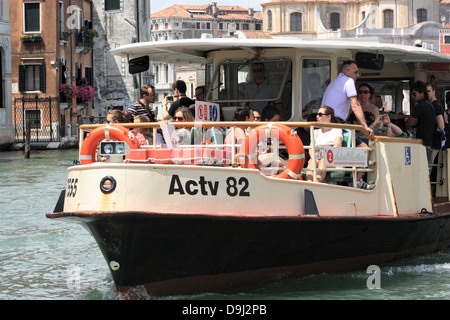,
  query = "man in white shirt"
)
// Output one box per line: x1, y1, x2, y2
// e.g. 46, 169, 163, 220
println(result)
321, 60, 374, 139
